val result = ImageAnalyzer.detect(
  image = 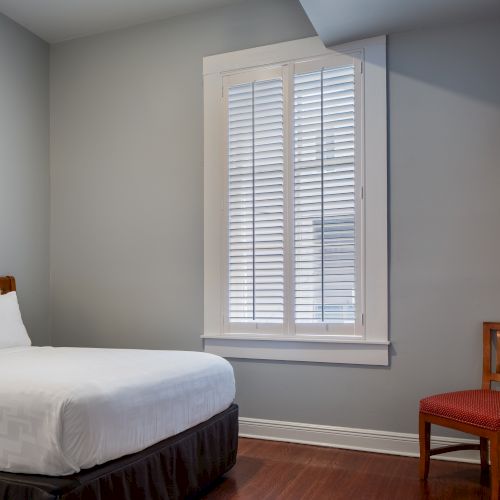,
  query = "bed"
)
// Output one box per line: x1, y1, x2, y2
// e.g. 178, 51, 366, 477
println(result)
0, 276, 238, 500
